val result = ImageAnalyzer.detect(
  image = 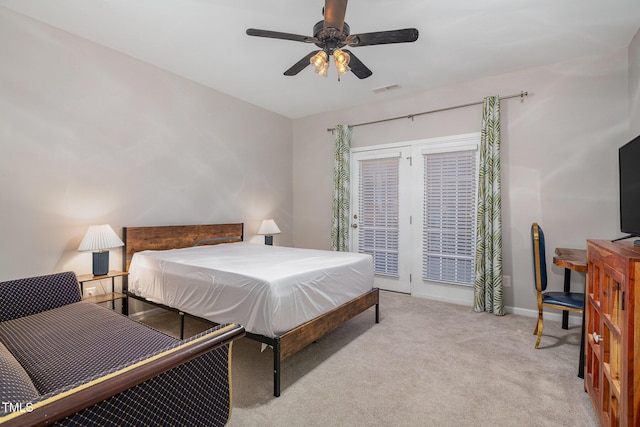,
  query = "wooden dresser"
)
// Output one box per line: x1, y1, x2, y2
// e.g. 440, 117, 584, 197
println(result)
585, 239, 640, 426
